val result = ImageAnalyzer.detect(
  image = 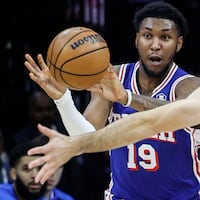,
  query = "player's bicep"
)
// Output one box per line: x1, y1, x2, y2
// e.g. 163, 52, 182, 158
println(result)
175, 77, 200, 100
